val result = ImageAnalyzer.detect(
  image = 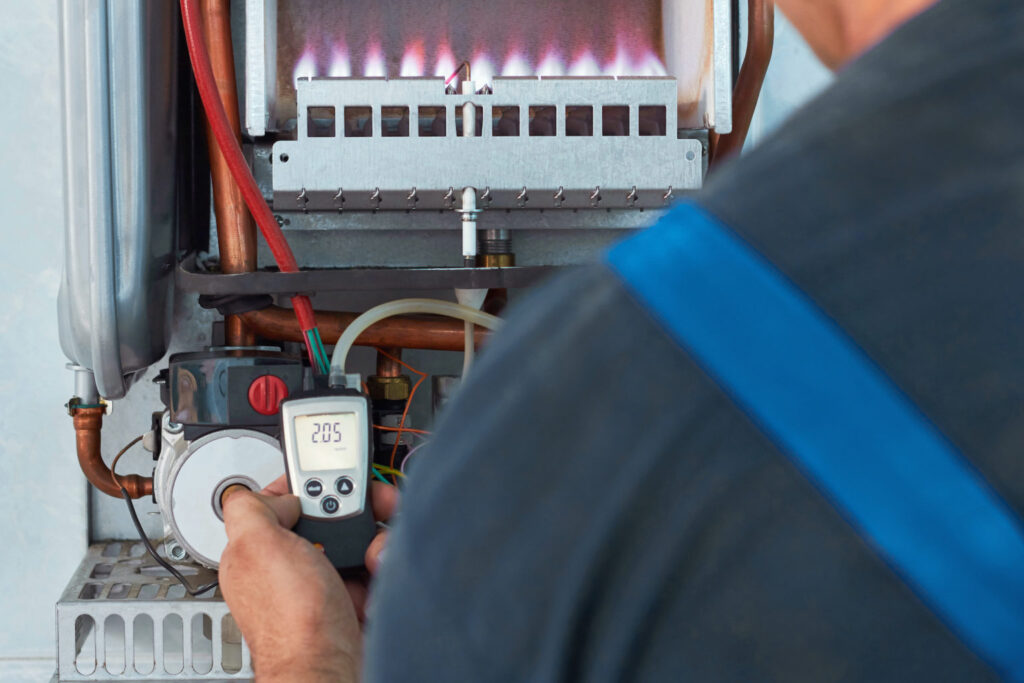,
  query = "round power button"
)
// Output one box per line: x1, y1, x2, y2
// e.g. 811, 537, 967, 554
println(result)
321, 496, 340, 515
